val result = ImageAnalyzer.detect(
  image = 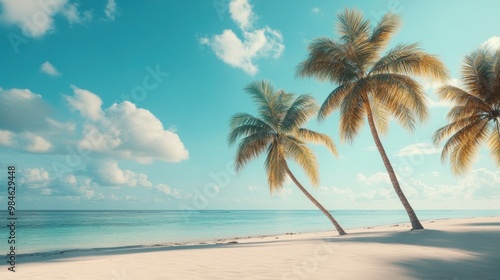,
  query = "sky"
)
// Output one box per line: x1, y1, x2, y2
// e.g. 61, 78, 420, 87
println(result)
0, 0, 499, 211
